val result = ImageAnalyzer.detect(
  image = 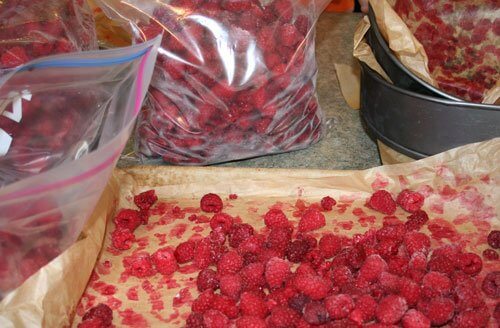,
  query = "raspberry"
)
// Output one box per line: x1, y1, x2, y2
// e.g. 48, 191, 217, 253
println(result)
422, 272, 452, 298
483, 249, 499, 260
318, 234, 342, 258
192, 289, 214, 313
367, 190, 397, 215
320, 196, 336, 211
387, 256, 409, 276
481, 271, 500, 298
229, 194, 238, 200
295, 274, 330, 300
379, 271, 402, 294
268, 306, 300, 328
114, 209, 142, 232
457, 253, 482, 276
349, 295, 377, 324
347, 245, 366, 269
210, 213, 234, 233
428, 245, 459, 275
288, 293, 310, 313
229, 224, 255, 248
451, 308, 490, 328
298, 208, 326, 232
197, 268, 219, 292
240, 262, 266, 290
377, 223, 406, 243
294, 15, 310, 36
122, 252, 156, 278
239, 291, 269, 318
325, 294, 355, 319
488, 230, 500, 248
409, 252, 427, 272
405, 210, 429, 231
186, 312, 204, 328
194, 238, 212, 269
133, 190, 158, 211
399, 278, 421, 307
454, 282, 484, 311
211, 294, 239, 318
266, 227, 292, 252
200, 193, 223, 213
1, 47, 30, 68
404, 231, 431, 256
238, 235, 264, 257
174, 240, 196, 263
376, 295, 408, 324
419, 298, 454, 326
151, 247, 178, 275
219, 274, 243, 299
303, 301, 329, 325
357, 254, 387, 285
298, 233, 318, 250
331, 265, 353, 287
217, 251, 243, 275
277, 23, 302, 47
221, 0, 252, 12
286, 240, 310, 263
81, 304, 113, 326
203, 309, 229, 328
235, 316, 267, 328
401, 309, 430, 328
77, 317, 109, 328
111, 228, 135, 250
396, 190, 424, 213
264, 209, 290, 228
209, 228, 227, 246
265, 257, 291, 288
494, 303, 500, 322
